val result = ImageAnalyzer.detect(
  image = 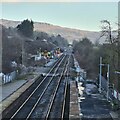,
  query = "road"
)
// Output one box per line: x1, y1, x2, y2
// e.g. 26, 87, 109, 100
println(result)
79, 82, 113, 120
